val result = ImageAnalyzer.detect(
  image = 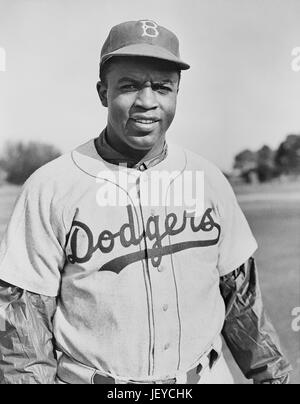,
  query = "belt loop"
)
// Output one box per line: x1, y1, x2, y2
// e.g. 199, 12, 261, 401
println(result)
114, 379, 126, 384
